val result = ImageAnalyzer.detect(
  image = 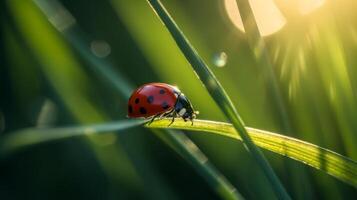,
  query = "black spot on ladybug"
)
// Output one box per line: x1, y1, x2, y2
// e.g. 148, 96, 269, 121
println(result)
159, 89, 165, 94
161, 101, 170, 109
135, 98, 140, 104
140, 107, 147, 114
147, 96, 154, 104
128, 105, 133, 113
